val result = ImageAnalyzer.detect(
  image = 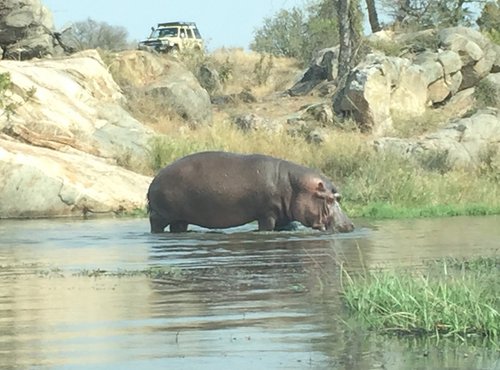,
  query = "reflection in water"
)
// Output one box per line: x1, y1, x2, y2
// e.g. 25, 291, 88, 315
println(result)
0, 216, 498, 369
